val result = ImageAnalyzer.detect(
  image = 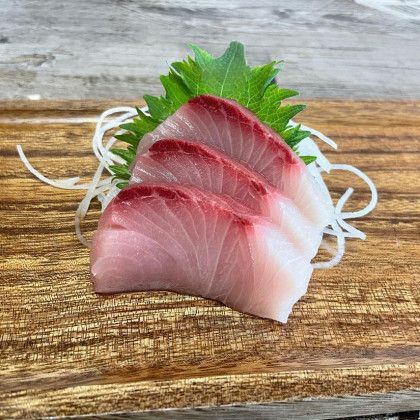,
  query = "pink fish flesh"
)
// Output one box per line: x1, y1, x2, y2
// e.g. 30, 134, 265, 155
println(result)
91, 184, 313, 323
137, 95, 333, 227
131, 139, 322, 259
